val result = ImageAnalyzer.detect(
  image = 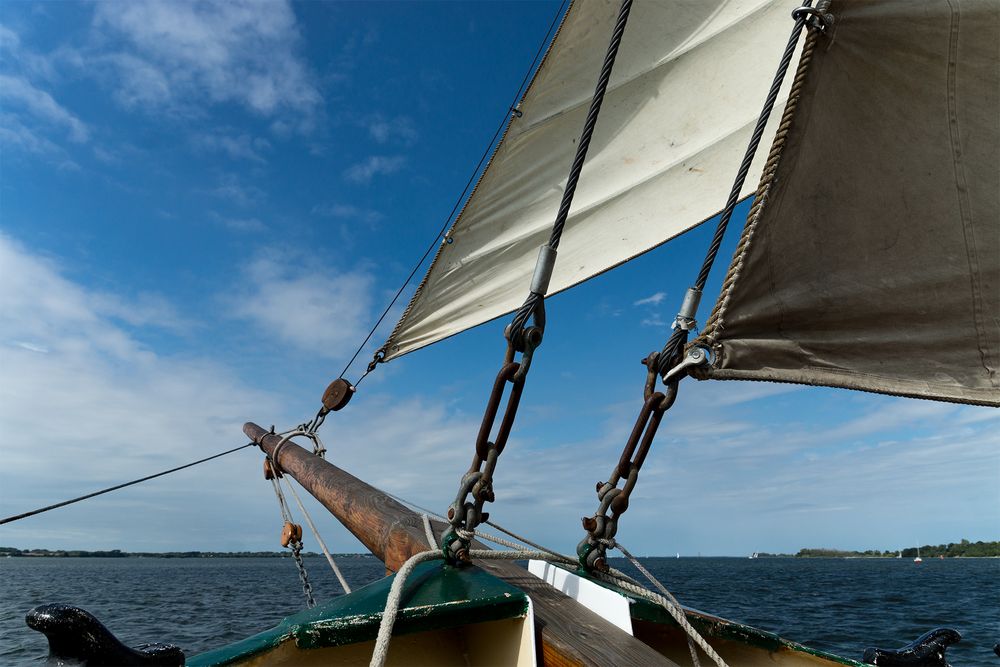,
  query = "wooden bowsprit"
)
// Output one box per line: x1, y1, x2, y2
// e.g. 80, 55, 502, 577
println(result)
245, 421, 677, 667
